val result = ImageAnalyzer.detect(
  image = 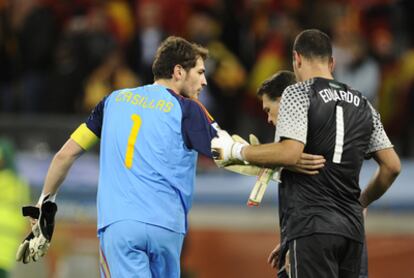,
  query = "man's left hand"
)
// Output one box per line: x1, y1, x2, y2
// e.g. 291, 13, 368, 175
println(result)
286, 153, 325, 175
